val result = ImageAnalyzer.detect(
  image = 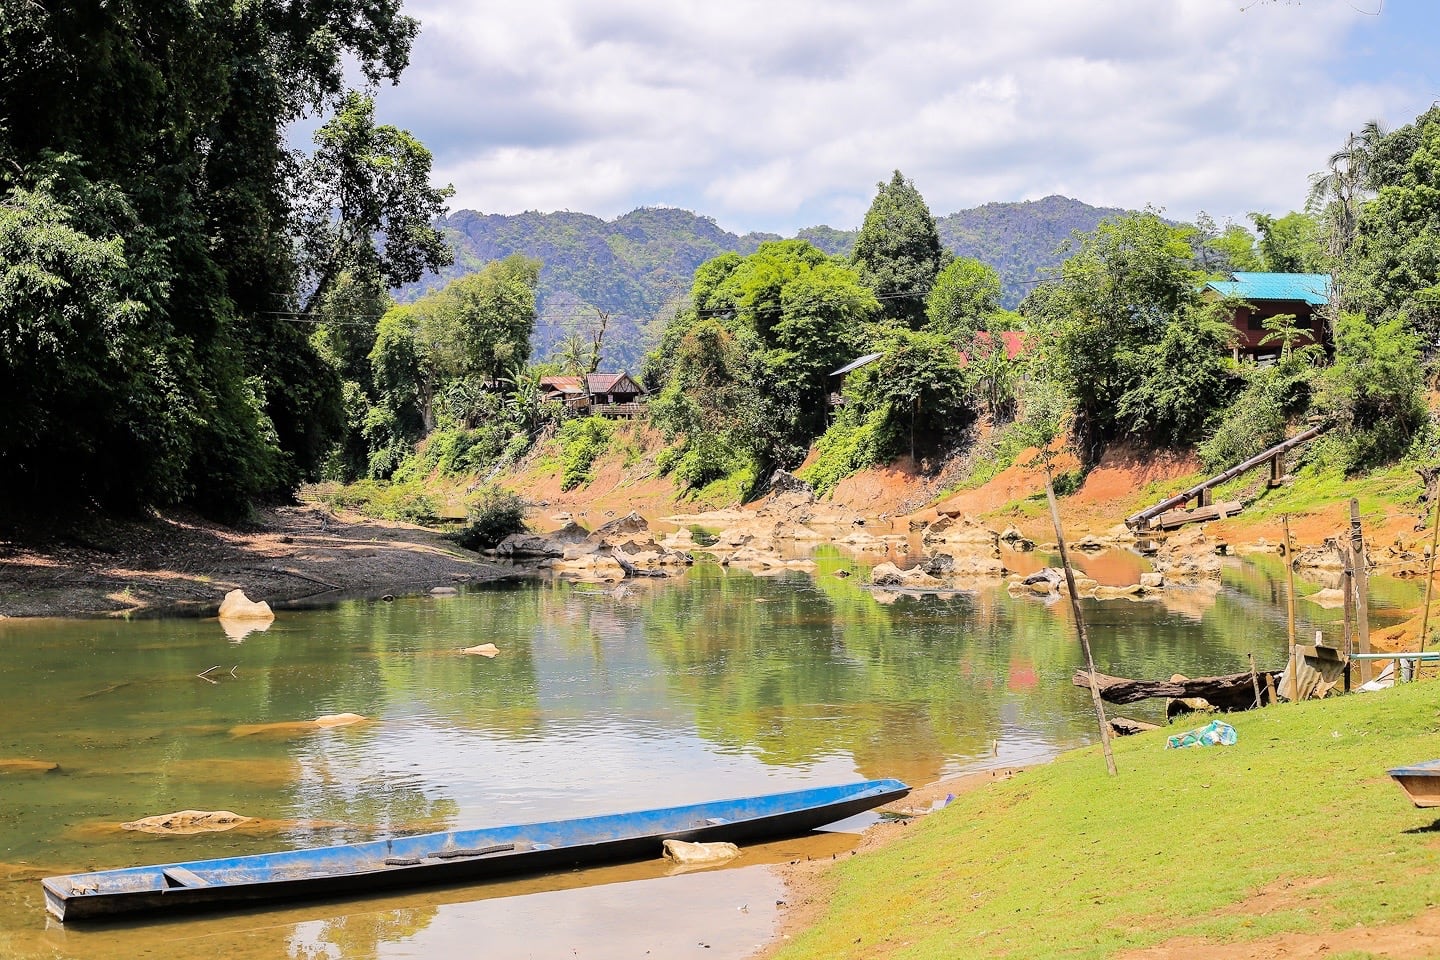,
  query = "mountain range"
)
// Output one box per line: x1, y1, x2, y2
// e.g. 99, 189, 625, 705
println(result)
403, 195, 1129, 372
